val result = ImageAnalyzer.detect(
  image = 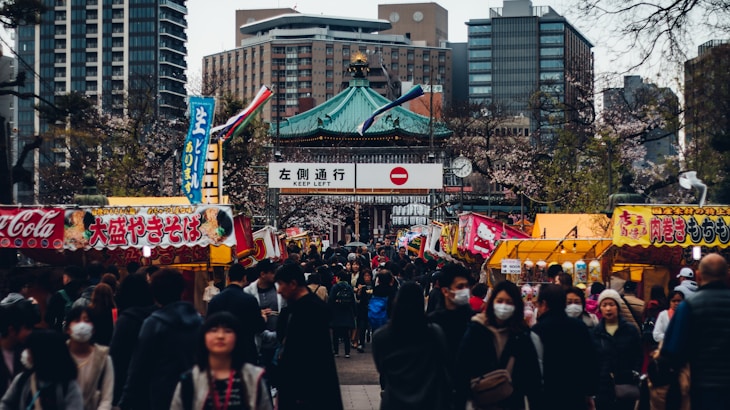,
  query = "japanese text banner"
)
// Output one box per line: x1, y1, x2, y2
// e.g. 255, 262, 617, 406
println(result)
63, 205, 236, 250
182, 97, 216, 204
612, 205, 730, 248
0, 207, 64, 249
